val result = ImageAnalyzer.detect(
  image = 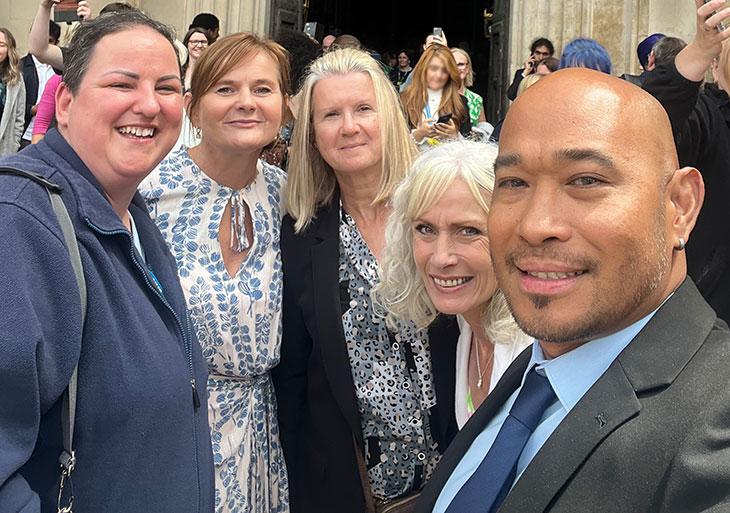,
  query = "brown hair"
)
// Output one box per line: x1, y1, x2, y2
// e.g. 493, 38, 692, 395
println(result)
187, 32, 291, 120
401, 44, 466, 129
0, 28, 21, 86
